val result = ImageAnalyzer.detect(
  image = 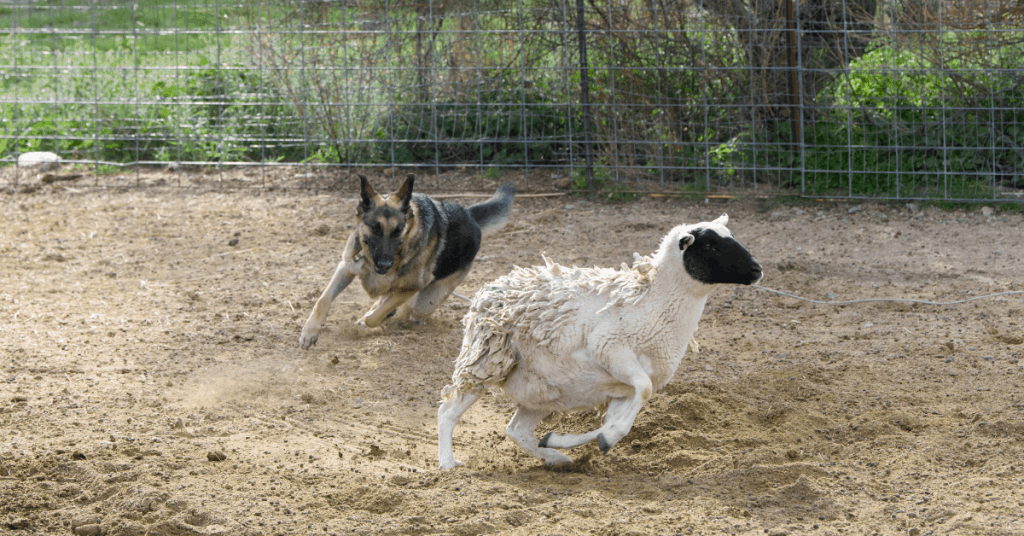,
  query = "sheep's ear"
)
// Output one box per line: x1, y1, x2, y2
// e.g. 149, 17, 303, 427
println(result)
678, 233, 695, 250
712, 213, 729, 226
